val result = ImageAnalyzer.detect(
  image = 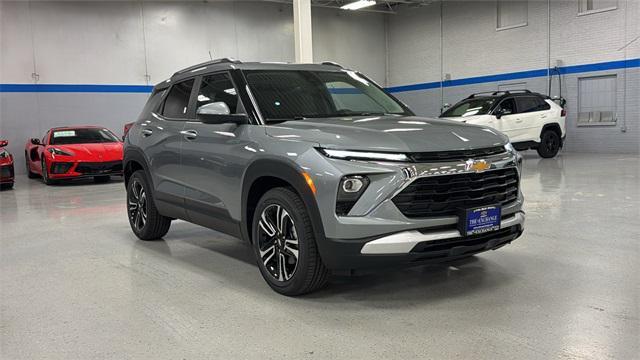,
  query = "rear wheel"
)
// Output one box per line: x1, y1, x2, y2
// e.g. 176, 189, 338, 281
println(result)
41, 159, 56, 185
25, 153, 37, 178
94, 176, 110, 183
252, 187, 329, 296
127, 170, 171, 240
537, 130, 561, 158
0, 183, 13, 190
